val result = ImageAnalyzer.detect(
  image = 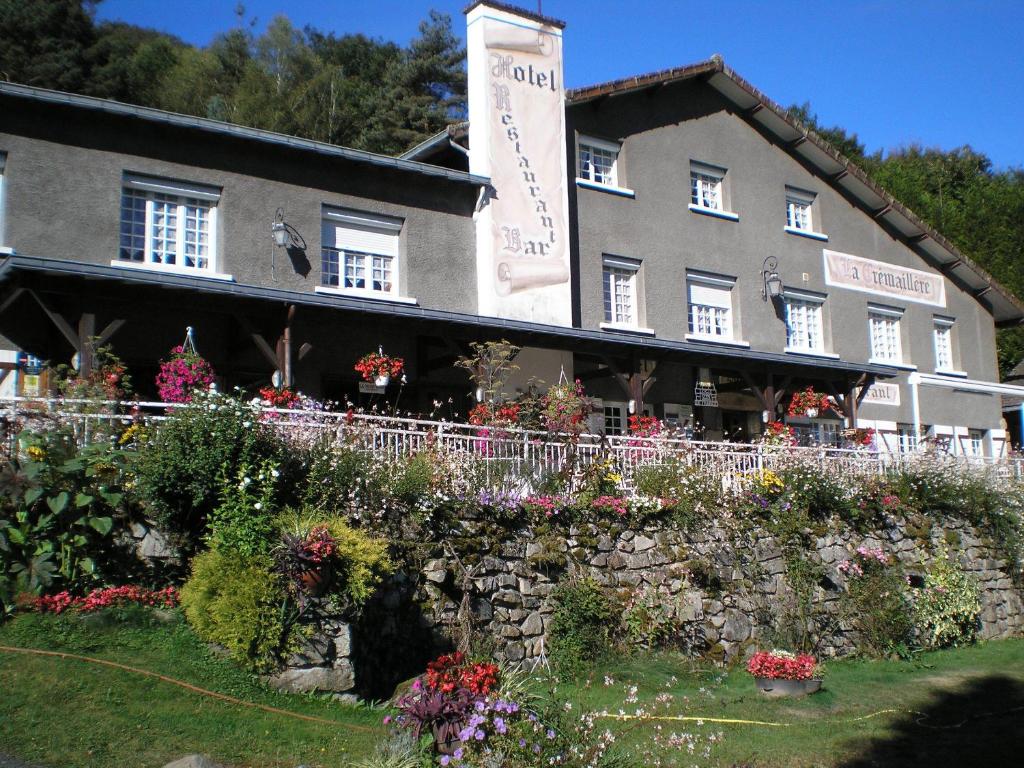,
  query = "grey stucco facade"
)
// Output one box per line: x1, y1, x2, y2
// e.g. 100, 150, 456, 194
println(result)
567, 77, 1007, 442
